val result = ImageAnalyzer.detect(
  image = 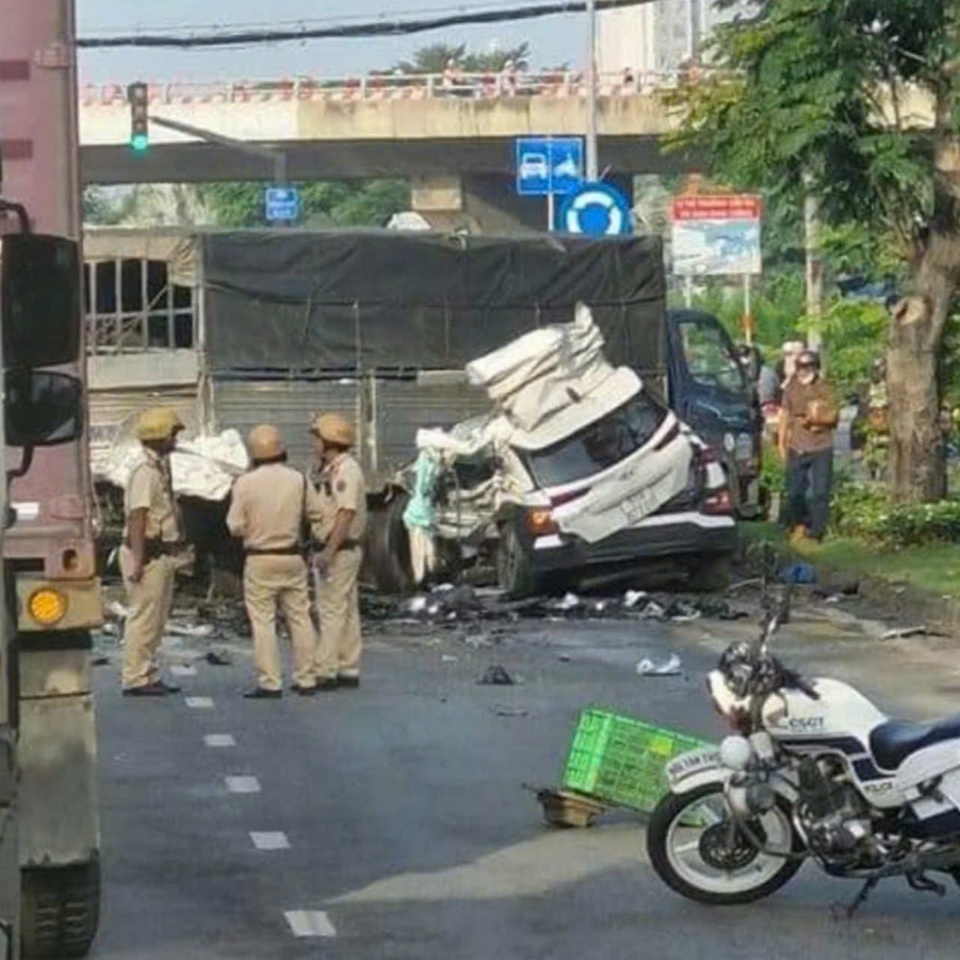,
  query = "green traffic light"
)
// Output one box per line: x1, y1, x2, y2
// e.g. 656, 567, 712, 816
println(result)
131, 133, 149, 152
